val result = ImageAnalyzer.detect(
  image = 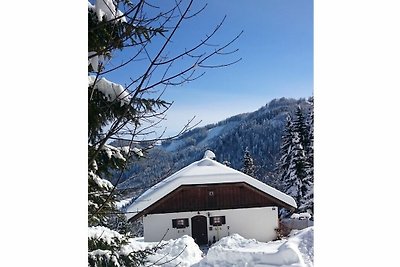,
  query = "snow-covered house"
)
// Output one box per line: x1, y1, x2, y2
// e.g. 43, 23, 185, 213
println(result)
126, 150, 296, 245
